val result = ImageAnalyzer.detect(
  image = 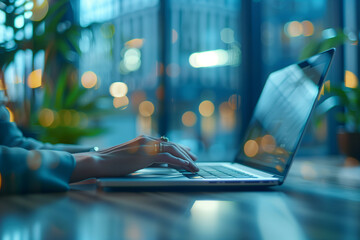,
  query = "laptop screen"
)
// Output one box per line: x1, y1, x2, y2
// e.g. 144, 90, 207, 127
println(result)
236, 49, 334, 178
